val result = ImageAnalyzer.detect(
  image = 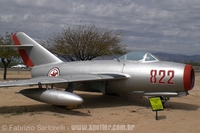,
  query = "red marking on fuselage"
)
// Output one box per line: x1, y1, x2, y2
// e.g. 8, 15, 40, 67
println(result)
51, 71, 58, 76
150, 70, 175, 84
183, 65, 195, 91
48, 68, 60, 77
12, 33, 34, 66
